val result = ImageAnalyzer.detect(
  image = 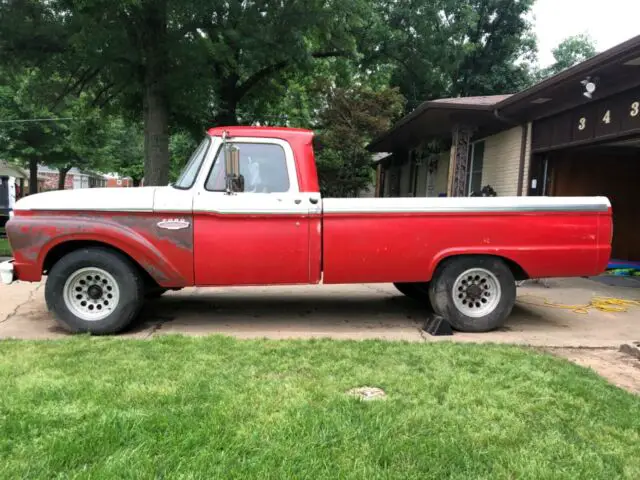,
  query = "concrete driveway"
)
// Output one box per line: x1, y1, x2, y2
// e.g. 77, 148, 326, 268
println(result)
2, 277, 640, 392
1, 277, 639, 347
